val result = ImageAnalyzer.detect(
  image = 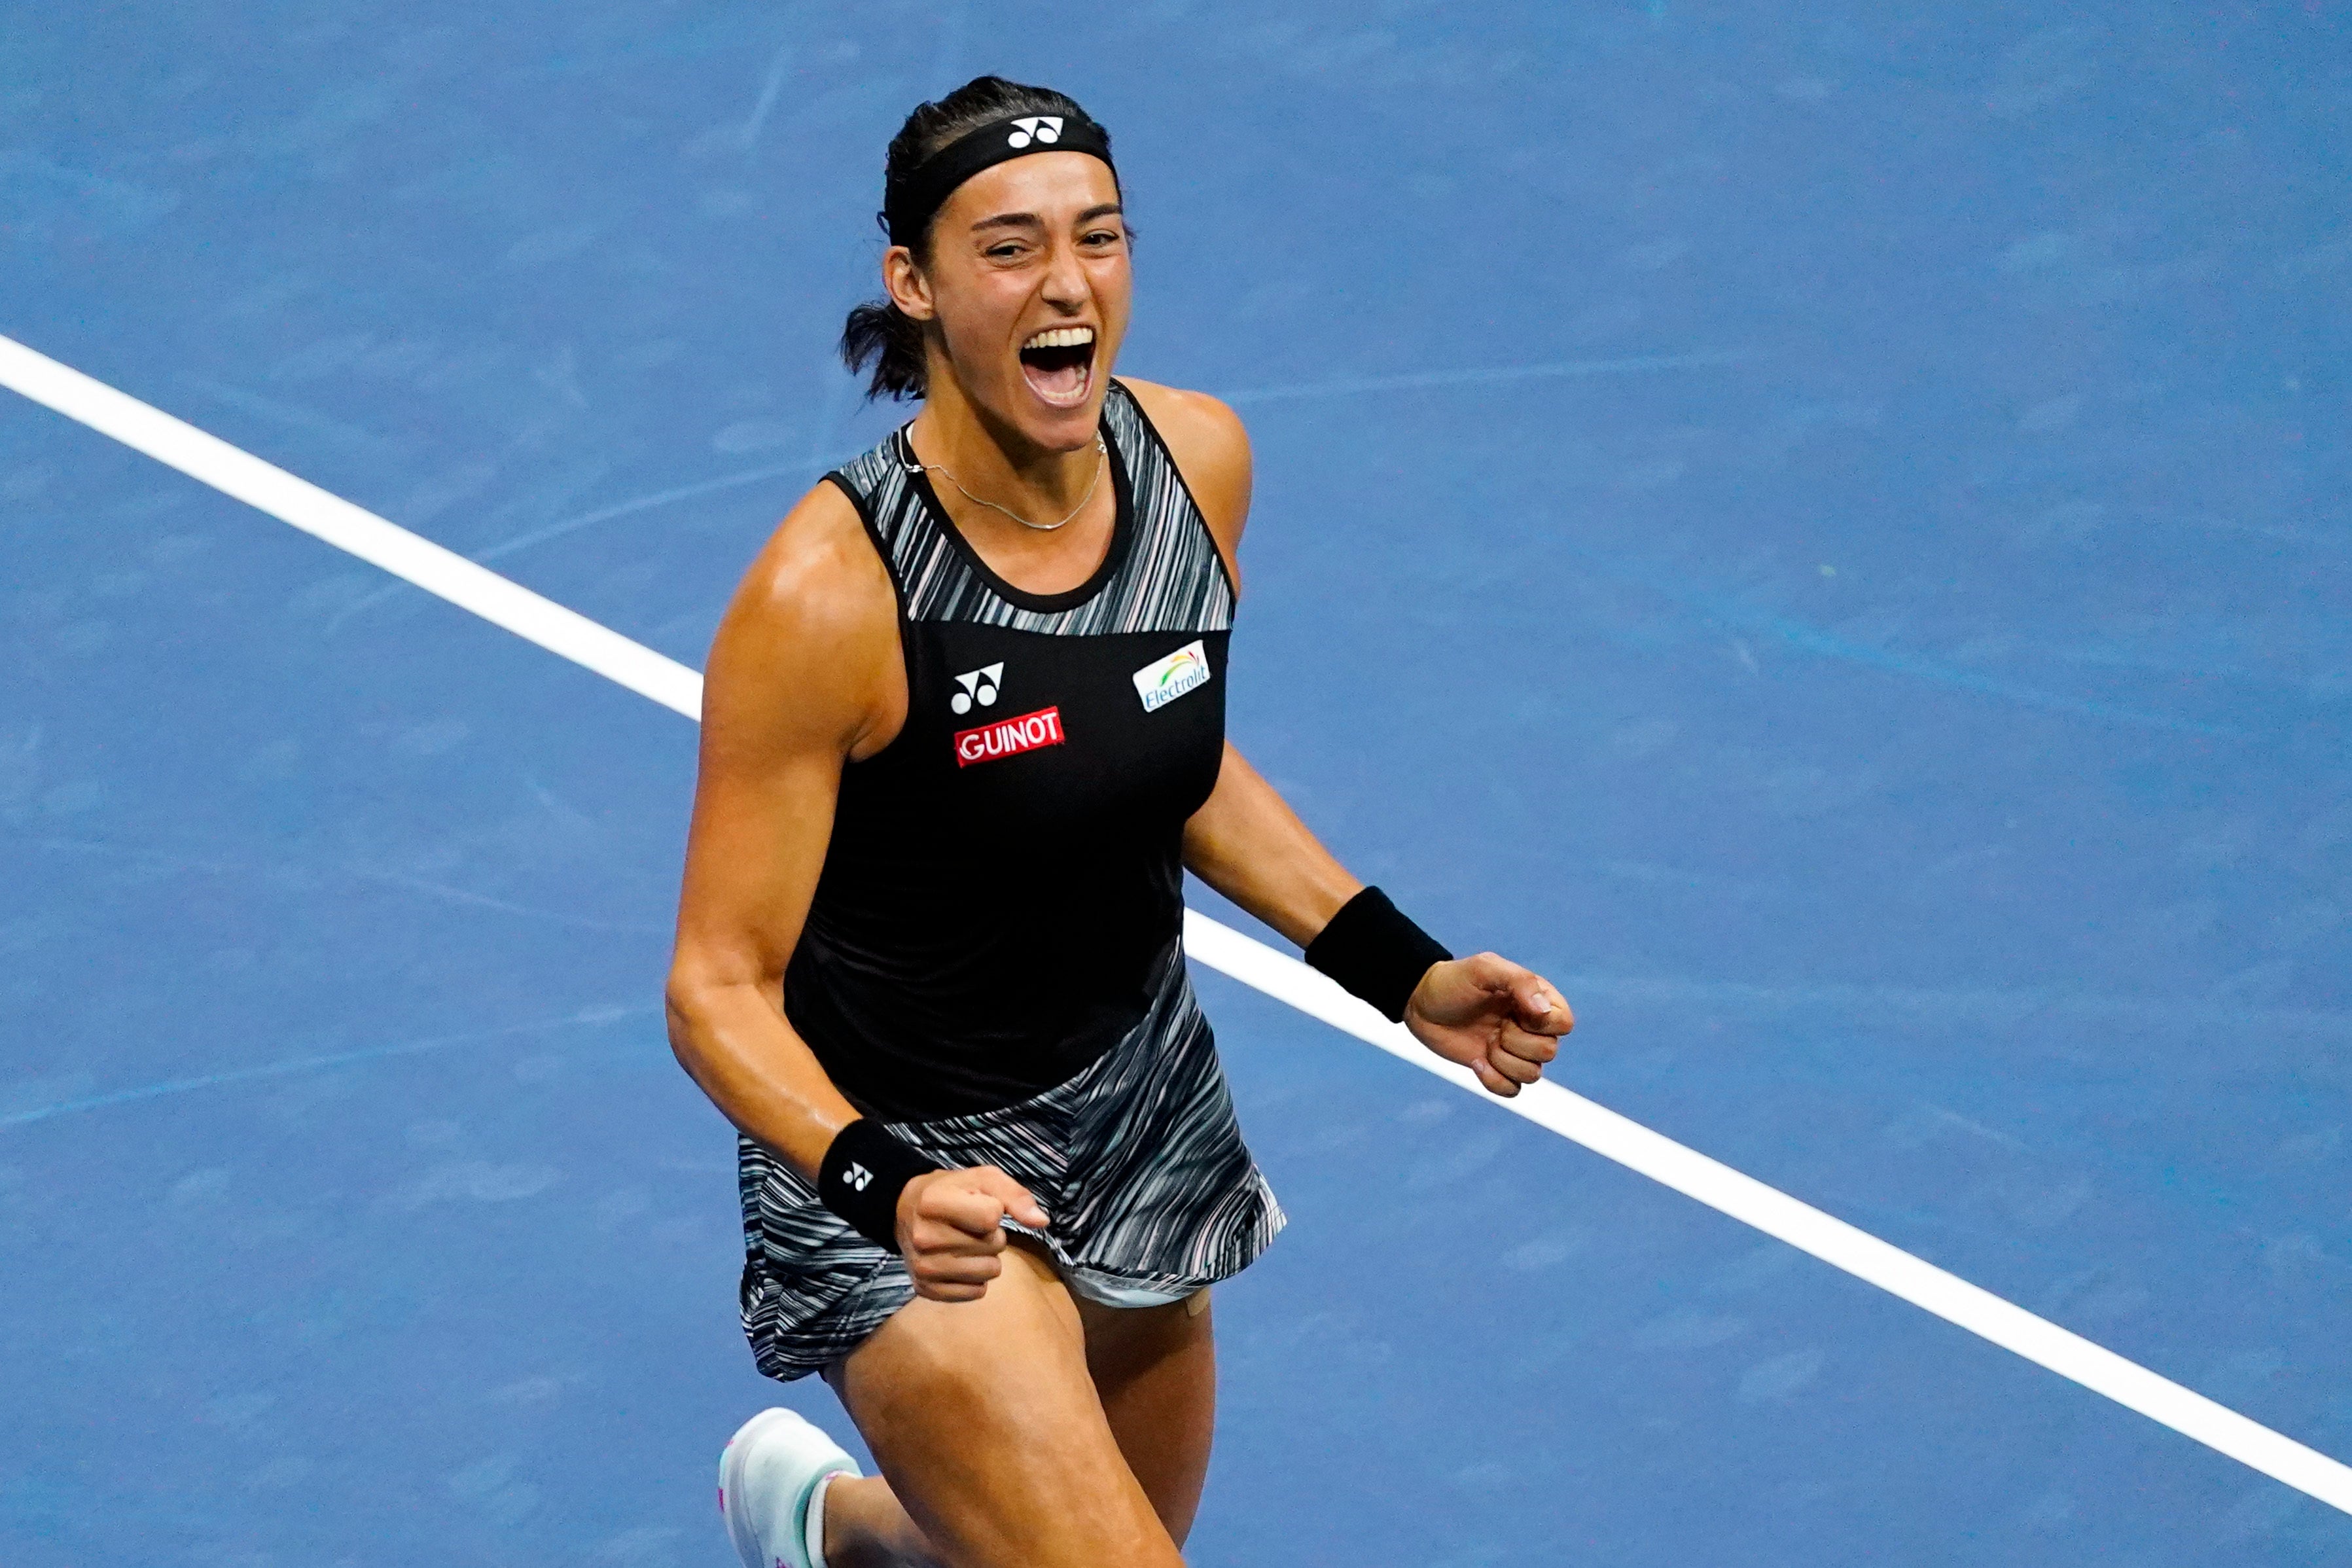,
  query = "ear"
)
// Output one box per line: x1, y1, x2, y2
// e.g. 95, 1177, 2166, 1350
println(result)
882, 246, 936, 322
